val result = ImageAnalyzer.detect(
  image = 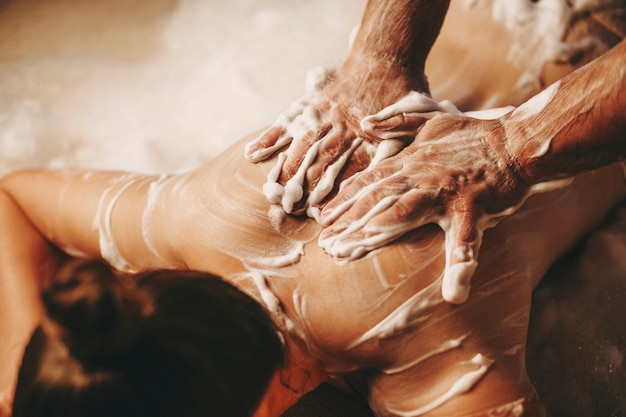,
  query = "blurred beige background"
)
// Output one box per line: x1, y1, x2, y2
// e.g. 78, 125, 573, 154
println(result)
0, 0, 364, 173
